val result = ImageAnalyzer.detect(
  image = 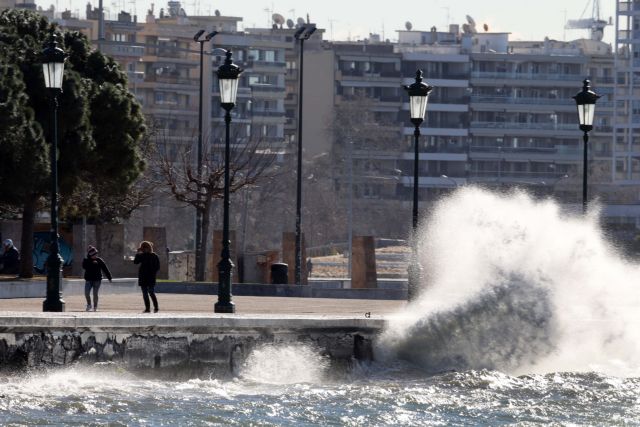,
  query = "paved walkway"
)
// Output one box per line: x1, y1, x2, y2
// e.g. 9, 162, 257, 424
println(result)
0, 293, 406, 317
